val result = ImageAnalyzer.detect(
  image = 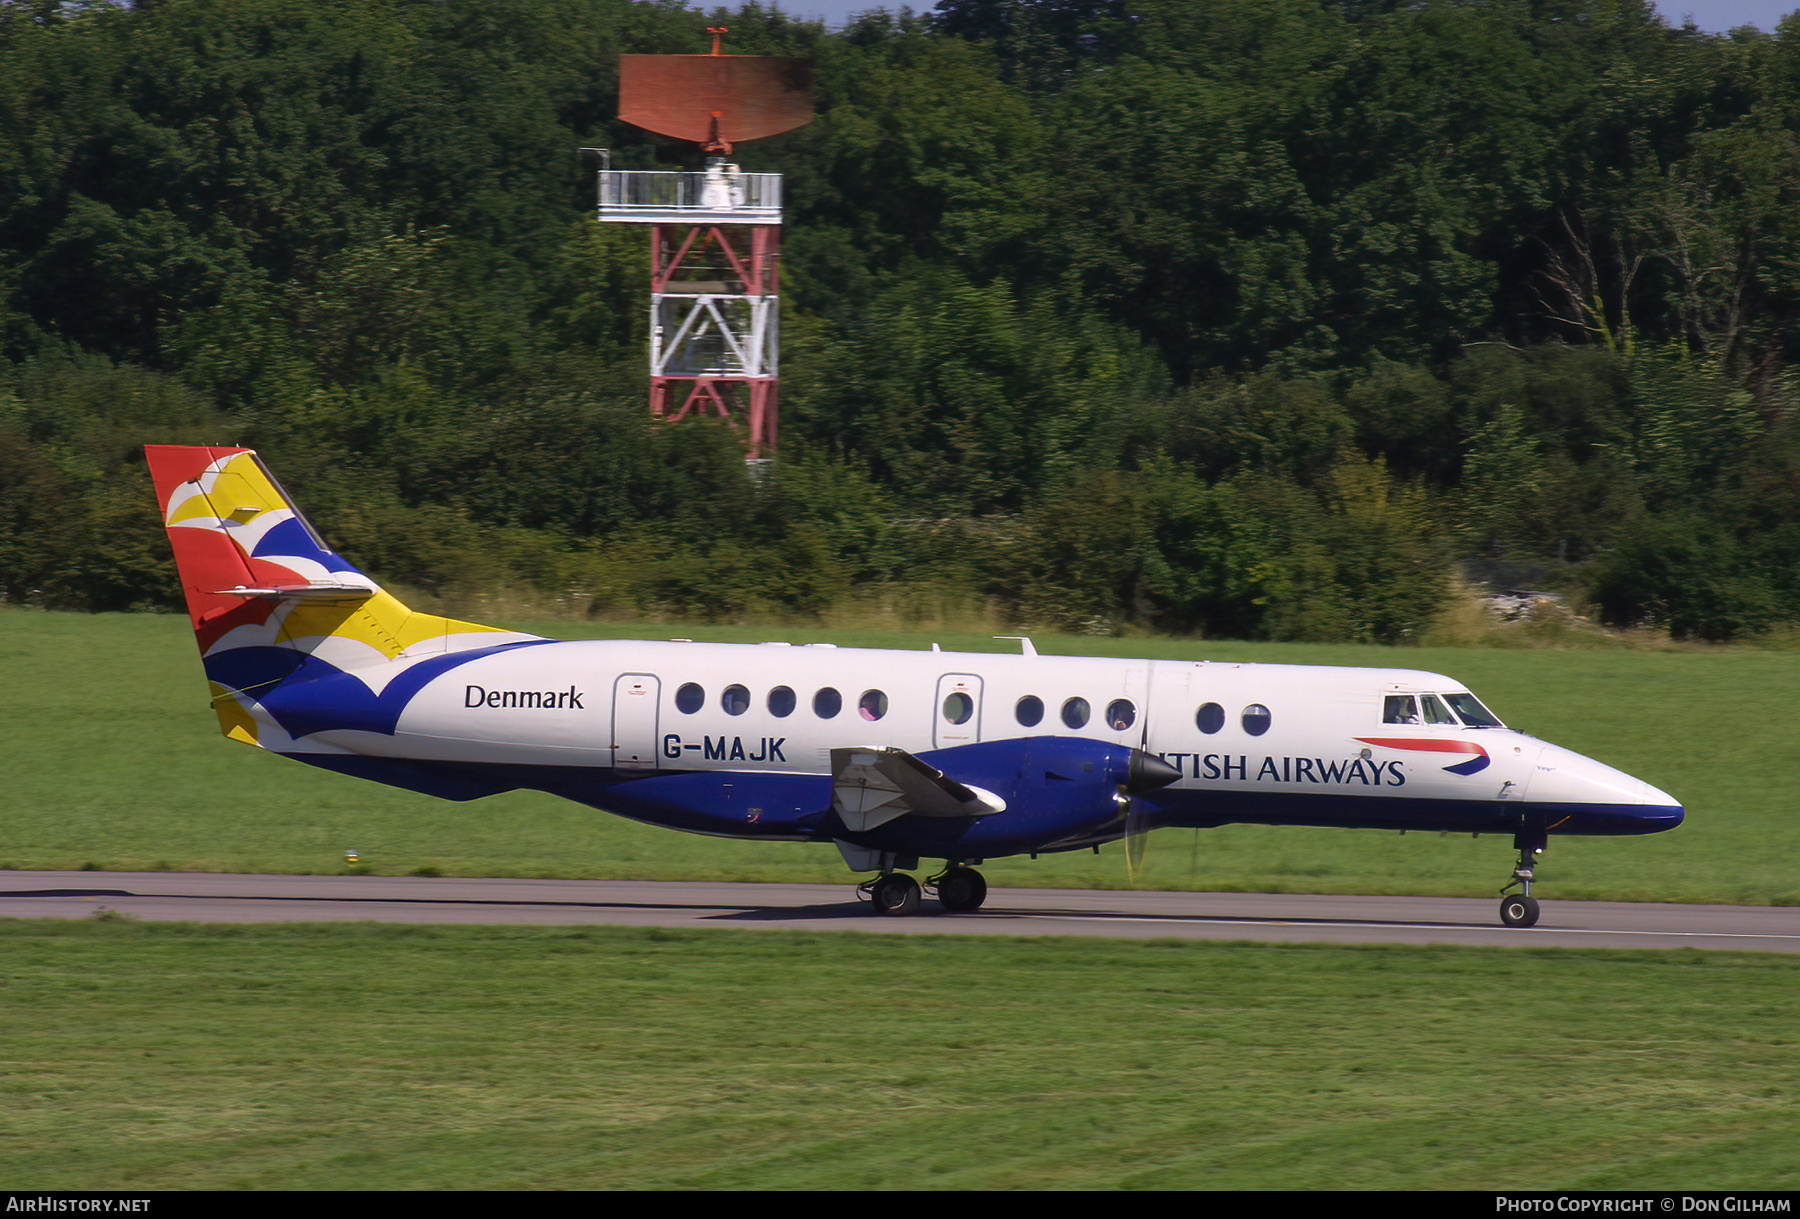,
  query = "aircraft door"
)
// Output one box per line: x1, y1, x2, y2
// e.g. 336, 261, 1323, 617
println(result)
934, 673, 984, 748
1143, 663, 1203, 762
1123, 663, 1152, 750
612, 674, 660, 771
